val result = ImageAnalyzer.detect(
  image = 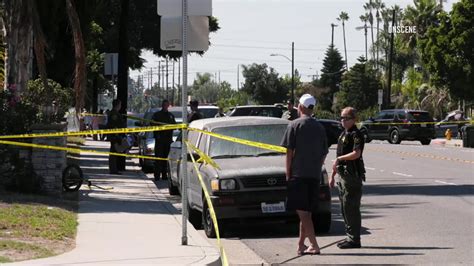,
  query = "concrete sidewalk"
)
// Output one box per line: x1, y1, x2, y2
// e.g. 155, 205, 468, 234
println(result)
432, 138, 464, 148
13, 140, 220, 265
